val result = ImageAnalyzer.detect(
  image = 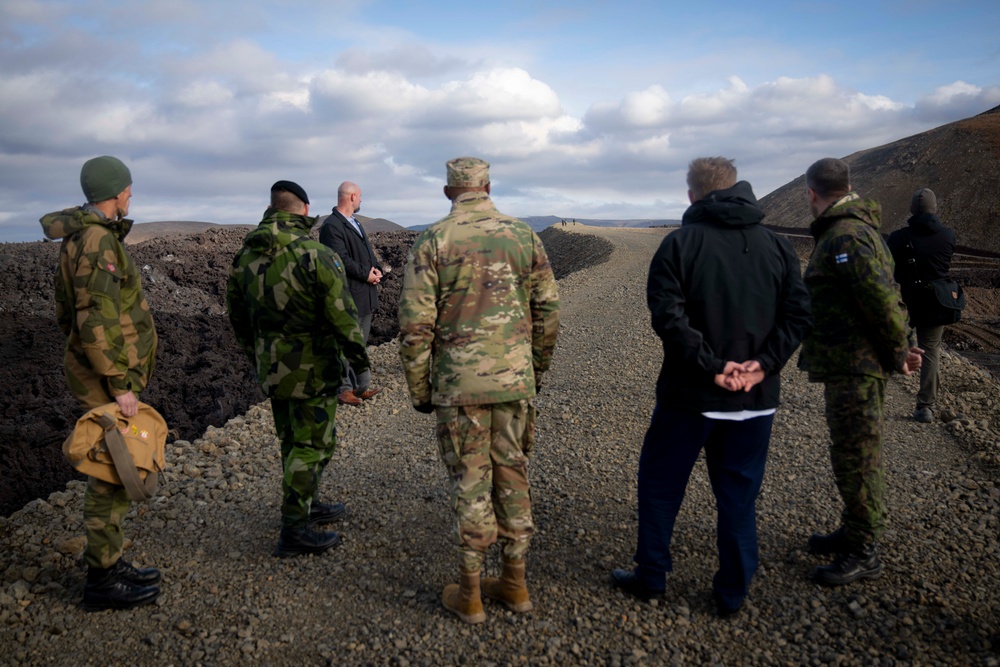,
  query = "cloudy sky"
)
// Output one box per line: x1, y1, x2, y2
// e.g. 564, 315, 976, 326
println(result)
2, 0, 998, 242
